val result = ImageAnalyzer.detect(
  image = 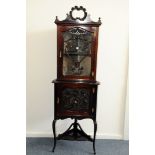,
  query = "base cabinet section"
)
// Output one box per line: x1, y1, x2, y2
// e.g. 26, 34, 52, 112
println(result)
54, 83, 98, 119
